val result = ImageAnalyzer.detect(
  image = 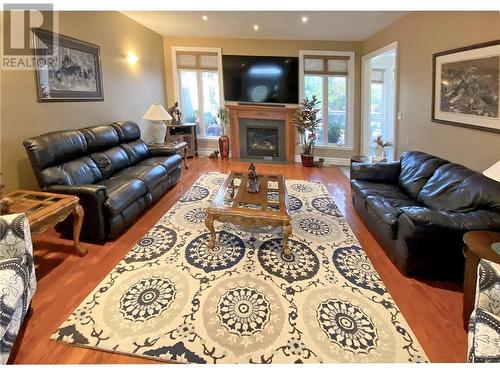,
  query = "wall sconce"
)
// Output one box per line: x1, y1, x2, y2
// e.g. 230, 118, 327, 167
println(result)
125, 51, 139, 65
